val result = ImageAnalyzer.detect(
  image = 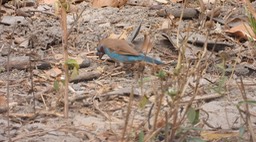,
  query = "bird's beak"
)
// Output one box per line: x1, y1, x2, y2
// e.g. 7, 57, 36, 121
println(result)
96, 52, 104, 59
